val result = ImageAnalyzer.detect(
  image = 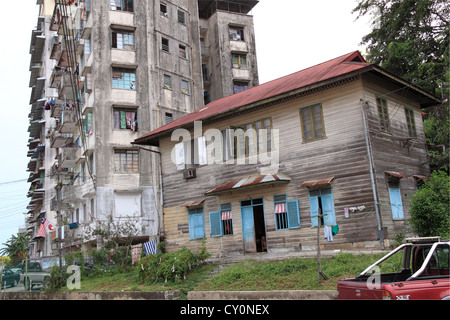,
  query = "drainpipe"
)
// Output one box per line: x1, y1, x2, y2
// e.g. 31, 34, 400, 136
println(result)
360, 98, 384, 249
139, 146, 164, 244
